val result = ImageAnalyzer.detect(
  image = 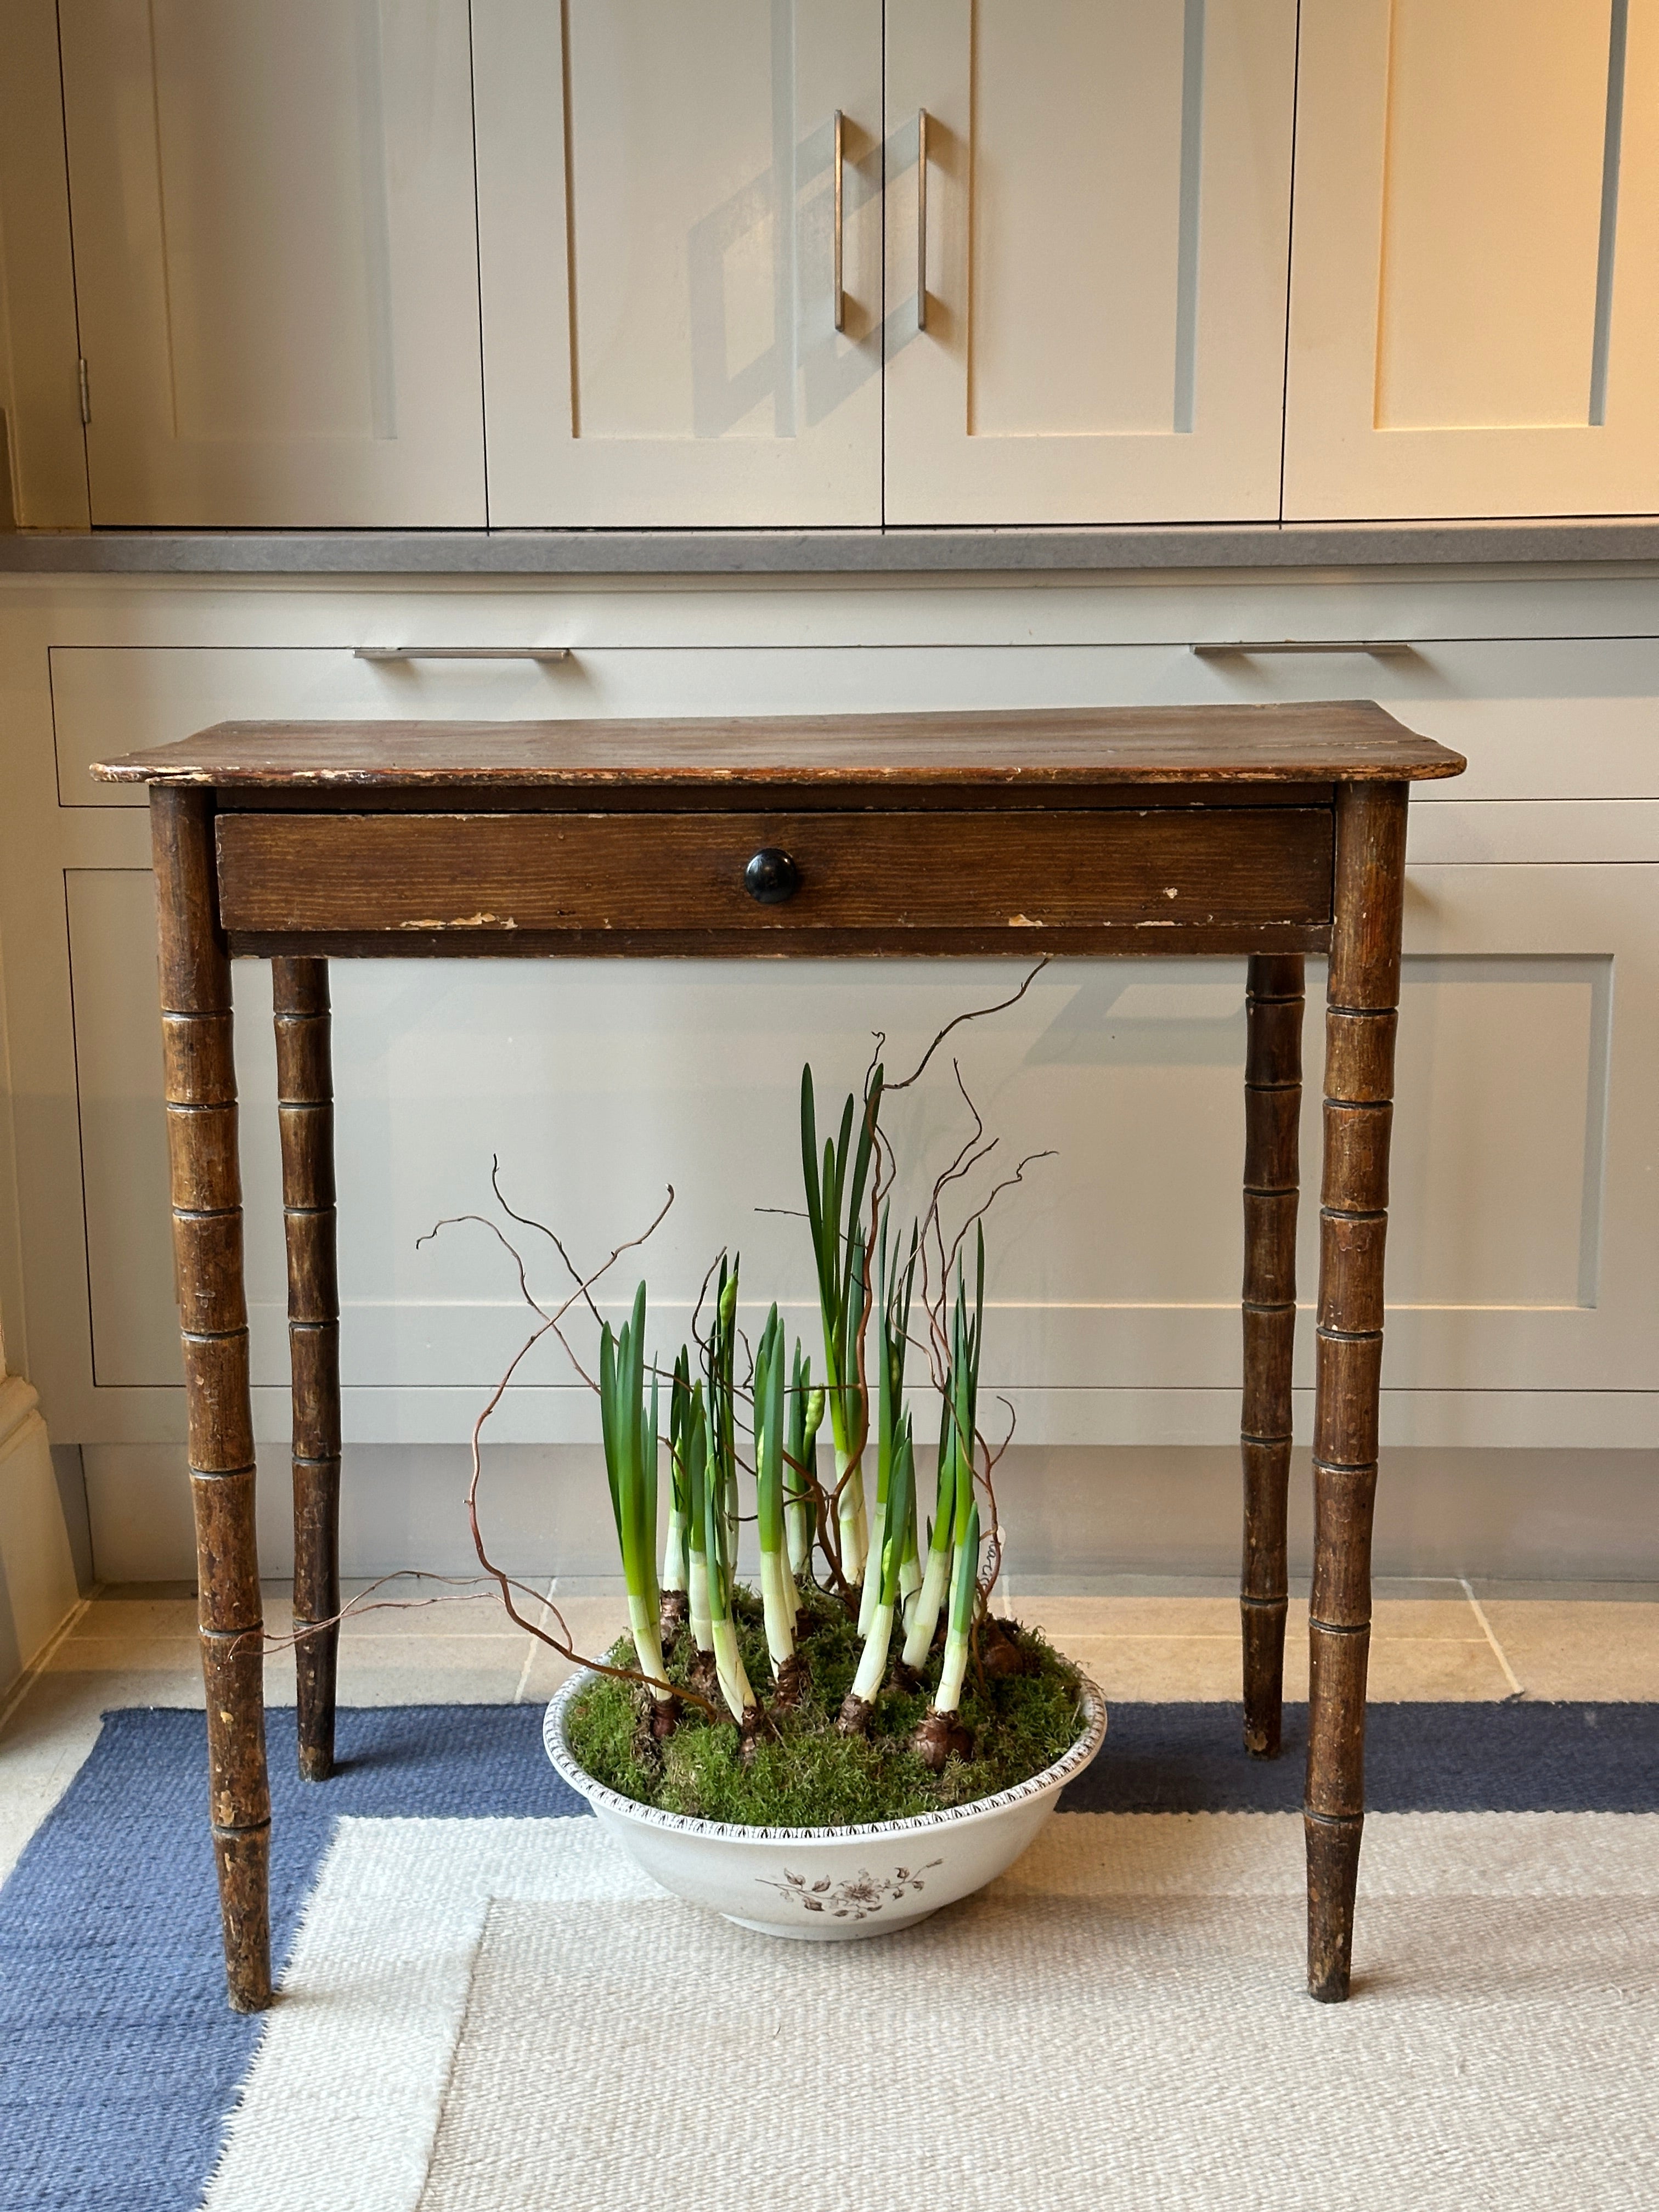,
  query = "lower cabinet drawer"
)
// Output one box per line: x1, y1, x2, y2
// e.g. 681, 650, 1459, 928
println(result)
215, 806, 1336, 951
